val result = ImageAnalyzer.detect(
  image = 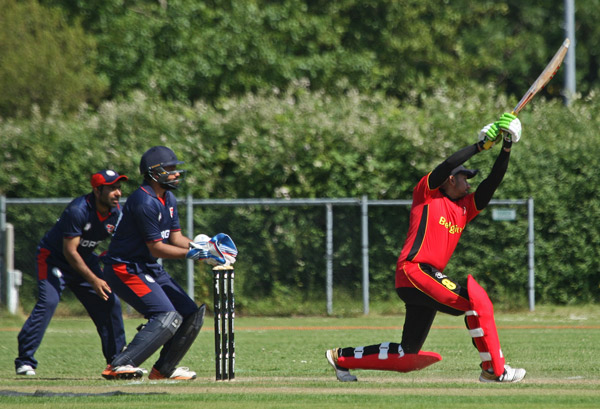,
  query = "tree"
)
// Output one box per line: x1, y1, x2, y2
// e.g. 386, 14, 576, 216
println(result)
0, 0, 106, 118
